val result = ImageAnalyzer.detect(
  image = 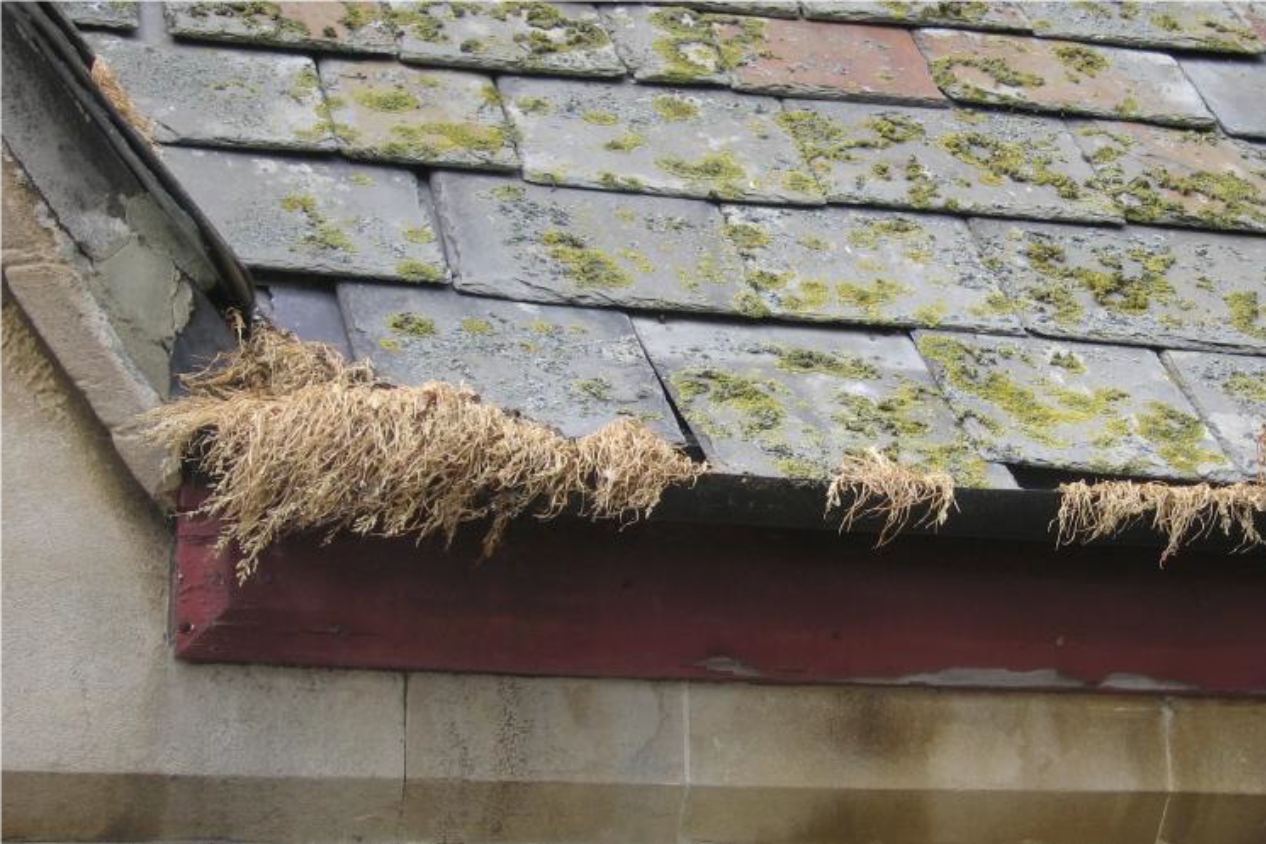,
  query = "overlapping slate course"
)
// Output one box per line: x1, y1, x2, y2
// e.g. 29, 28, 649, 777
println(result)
1025, 1, 1264, 53
916, 29, 1213, 127
1164, 351, 1266, 476
1179, 57, 1266, 139
58, 1, 138, 30
161, 147, 447, 283
338, 283, 684, 442
167, 1, 397, 54
969, 218, 1266, 352
318, 59, 517, 169
801, 1, 1031, 32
